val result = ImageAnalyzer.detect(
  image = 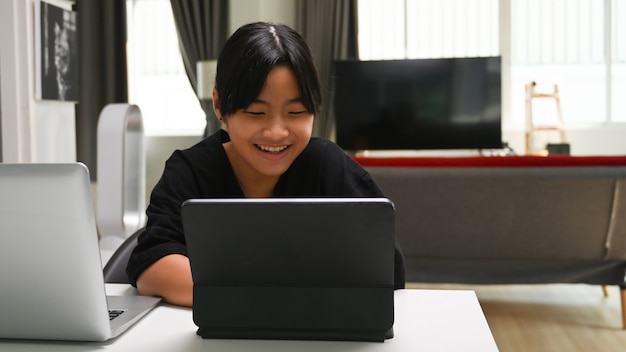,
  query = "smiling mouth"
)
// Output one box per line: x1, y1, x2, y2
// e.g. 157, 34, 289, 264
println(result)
255, 144, 290, 154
